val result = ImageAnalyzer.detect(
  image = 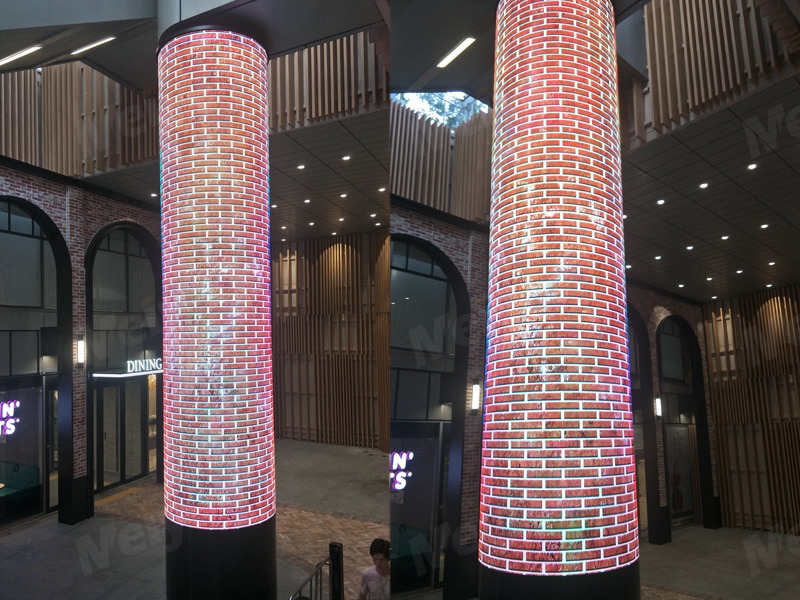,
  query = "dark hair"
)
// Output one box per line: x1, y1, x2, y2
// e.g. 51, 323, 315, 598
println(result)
369, 538, 391, 560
